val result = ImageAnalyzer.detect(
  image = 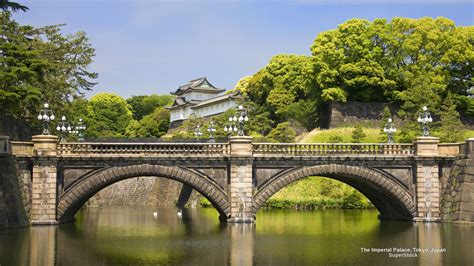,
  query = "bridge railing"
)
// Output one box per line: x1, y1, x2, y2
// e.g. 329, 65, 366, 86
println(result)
10, 141, 34, 156
252, 143, 414, 156
438, 143, 467, 156
57, 142, 230, 156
